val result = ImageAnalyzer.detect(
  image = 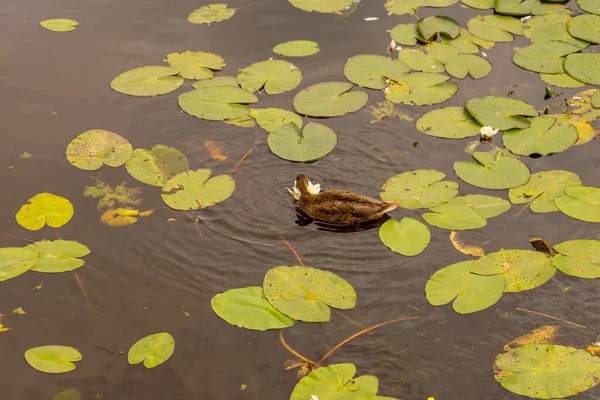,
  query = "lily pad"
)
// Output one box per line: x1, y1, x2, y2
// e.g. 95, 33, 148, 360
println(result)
468, 14, 522, 42
578, 0, 600, 15
508, 170, 582, 213
390, 24, 418, 46
66, 129, 133, 171
512, 41, 581, 74
530, 24, 590, 49
40, 19, 78, 32
128, 332, 175, 368
273, 40, 319, 57
470, 249, 555, 292
267, 122, 337, 162
398, 49, 445, 73
503, 116, 578, 156
343, 55, 410, 89
25, 346, 82, 373
457, 28, 496, 49
555, 186, 600, 223
379, 218, 431, 256
495, 0, 539, 15
445, 54, 492, 79
447, 195, 511, 218
237, 60, 301, 95
422, 203, 487, 230
26, 240, 90, 273
418, 16, 460, 41
291, 363, 378, 400
178, 87, 258, 121
544, 113, 597, 145
16, 193, 74, 231
380, 169, 459, 209
110, 66, 184, 96
250, 108, 302, 132
289, 0, 354, 12
568, 15, 600, 44
425, 42, 461, 64
454, 151, 531, 189
0, 247, 39, 282
416, 107, 482, 139
126, 145, 189, 187
426, 260, 505, 314
293, 81, 368, 117
385, 0, 459, 15
385, 73, 458, 106
161, 169, 235, 210
540, 73, 585, 89
461, 0, 494, 9
521, 14, 571, 39
188, 4, 235, 24
52, 389, 81, 400
564, 54, 600, 85
263, 266, 355, 322
192, 76, 238, 89
552, 240, 600, 279
465, 96, 537, 130
165, 51, 225, 80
